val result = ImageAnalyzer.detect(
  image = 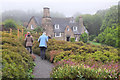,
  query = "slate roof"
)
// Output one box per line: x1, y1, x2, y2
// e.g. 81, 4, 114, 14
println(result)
32, 16, 86, 35
51, 17, 84, 35
34, 17, 42, 26
51, 18, 71, 33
